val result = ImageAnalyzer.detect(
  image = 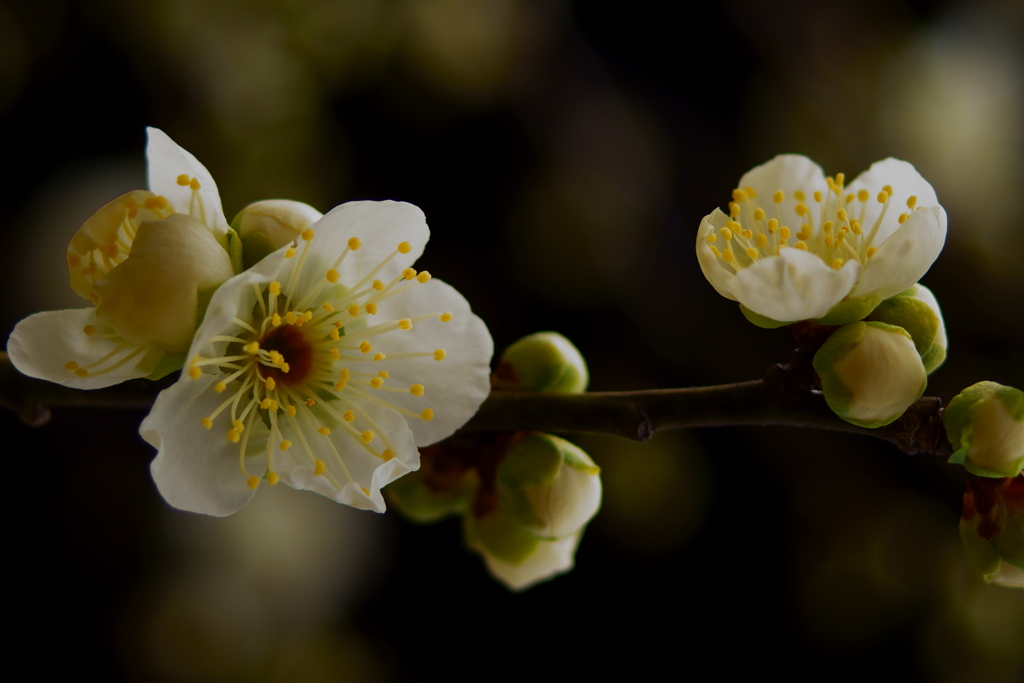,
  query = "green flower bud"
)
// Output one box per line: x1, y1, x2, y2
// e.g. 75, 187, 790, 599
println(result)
231, 199, 323, 269
959, 476, 1024, 588
492, 332, 589, 393
866, 283, 947, 374
386, 467, 478, 524
463, 507, 582, 591
497, 433, 602, 540
945, 382, 1024, 478
813, 320, 927, 428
